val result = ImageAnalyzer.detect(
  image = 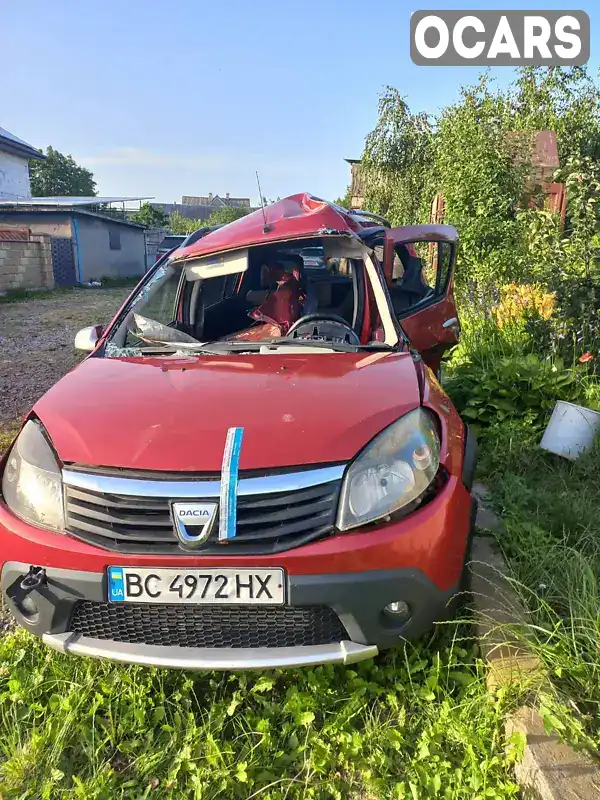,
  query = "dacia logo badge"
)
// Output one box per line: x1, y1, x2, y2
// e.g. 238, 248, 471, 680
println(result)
171, 502, 218, 548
